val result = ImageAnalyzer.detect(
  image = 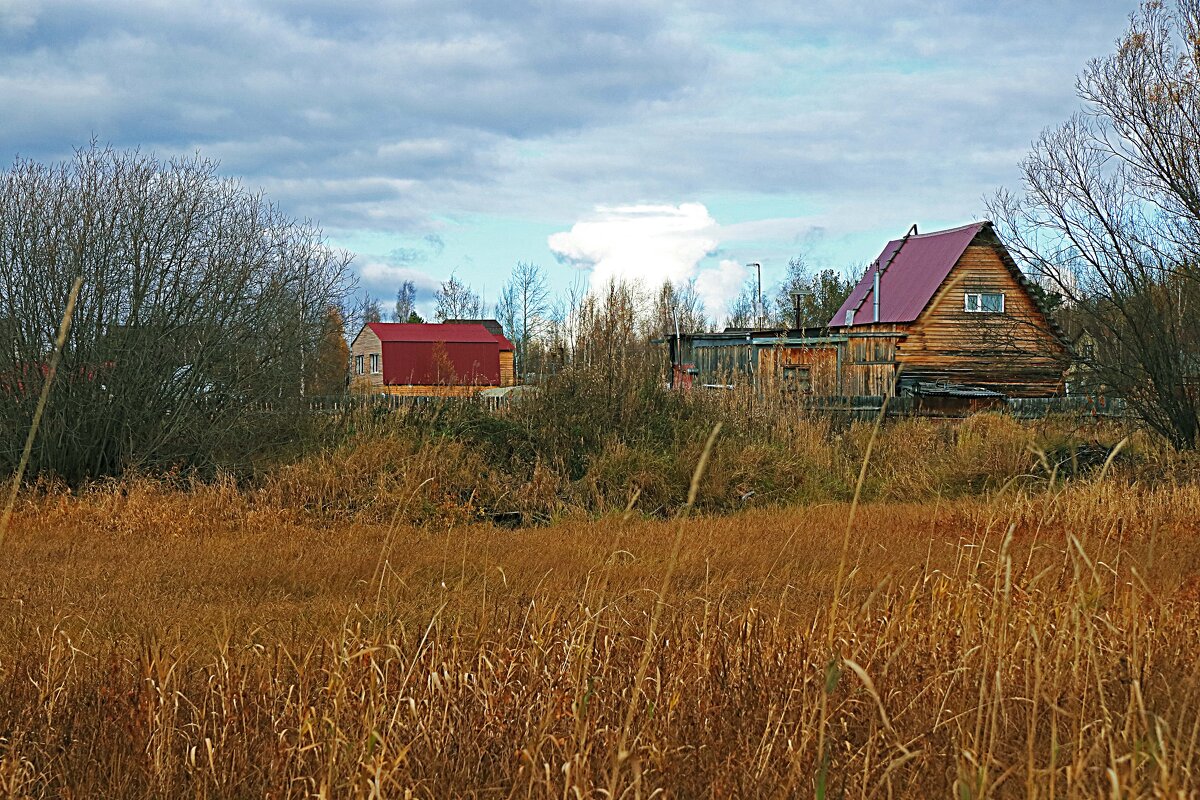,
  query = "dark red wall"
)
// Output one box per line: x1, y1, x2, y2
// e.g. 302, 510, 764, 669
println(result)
381, 340, 500, 385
